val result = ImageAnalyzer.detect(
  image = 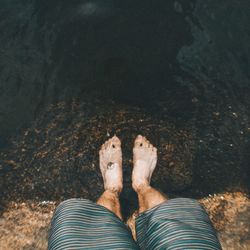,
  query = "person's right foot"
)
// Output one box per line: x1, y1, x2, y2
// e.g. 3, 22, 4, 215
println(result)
99, 136, 123, 193
132, 135, 157, 192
